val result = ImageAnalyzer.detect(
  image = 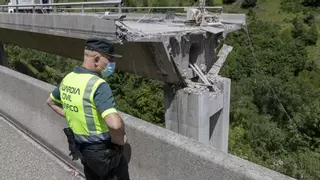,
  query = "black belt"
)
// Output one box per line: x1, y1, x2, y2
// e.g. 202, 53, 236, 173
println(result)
80, 141, 114, 150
